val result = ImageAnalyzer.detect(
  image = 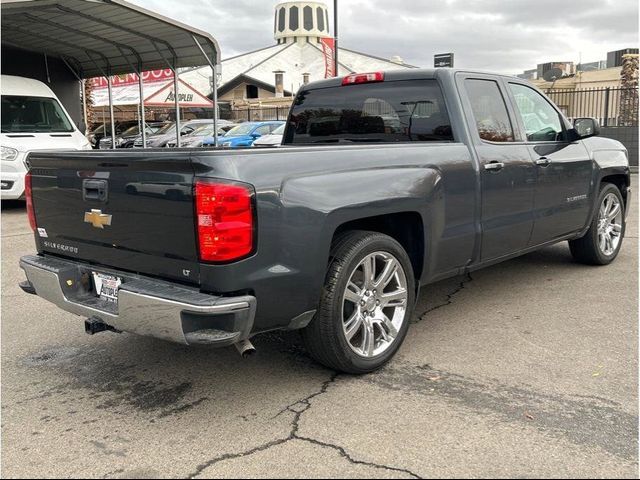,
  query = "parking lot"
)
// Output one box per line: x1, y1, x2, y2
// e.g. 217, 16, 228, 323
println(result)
1, 181, 638, 478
